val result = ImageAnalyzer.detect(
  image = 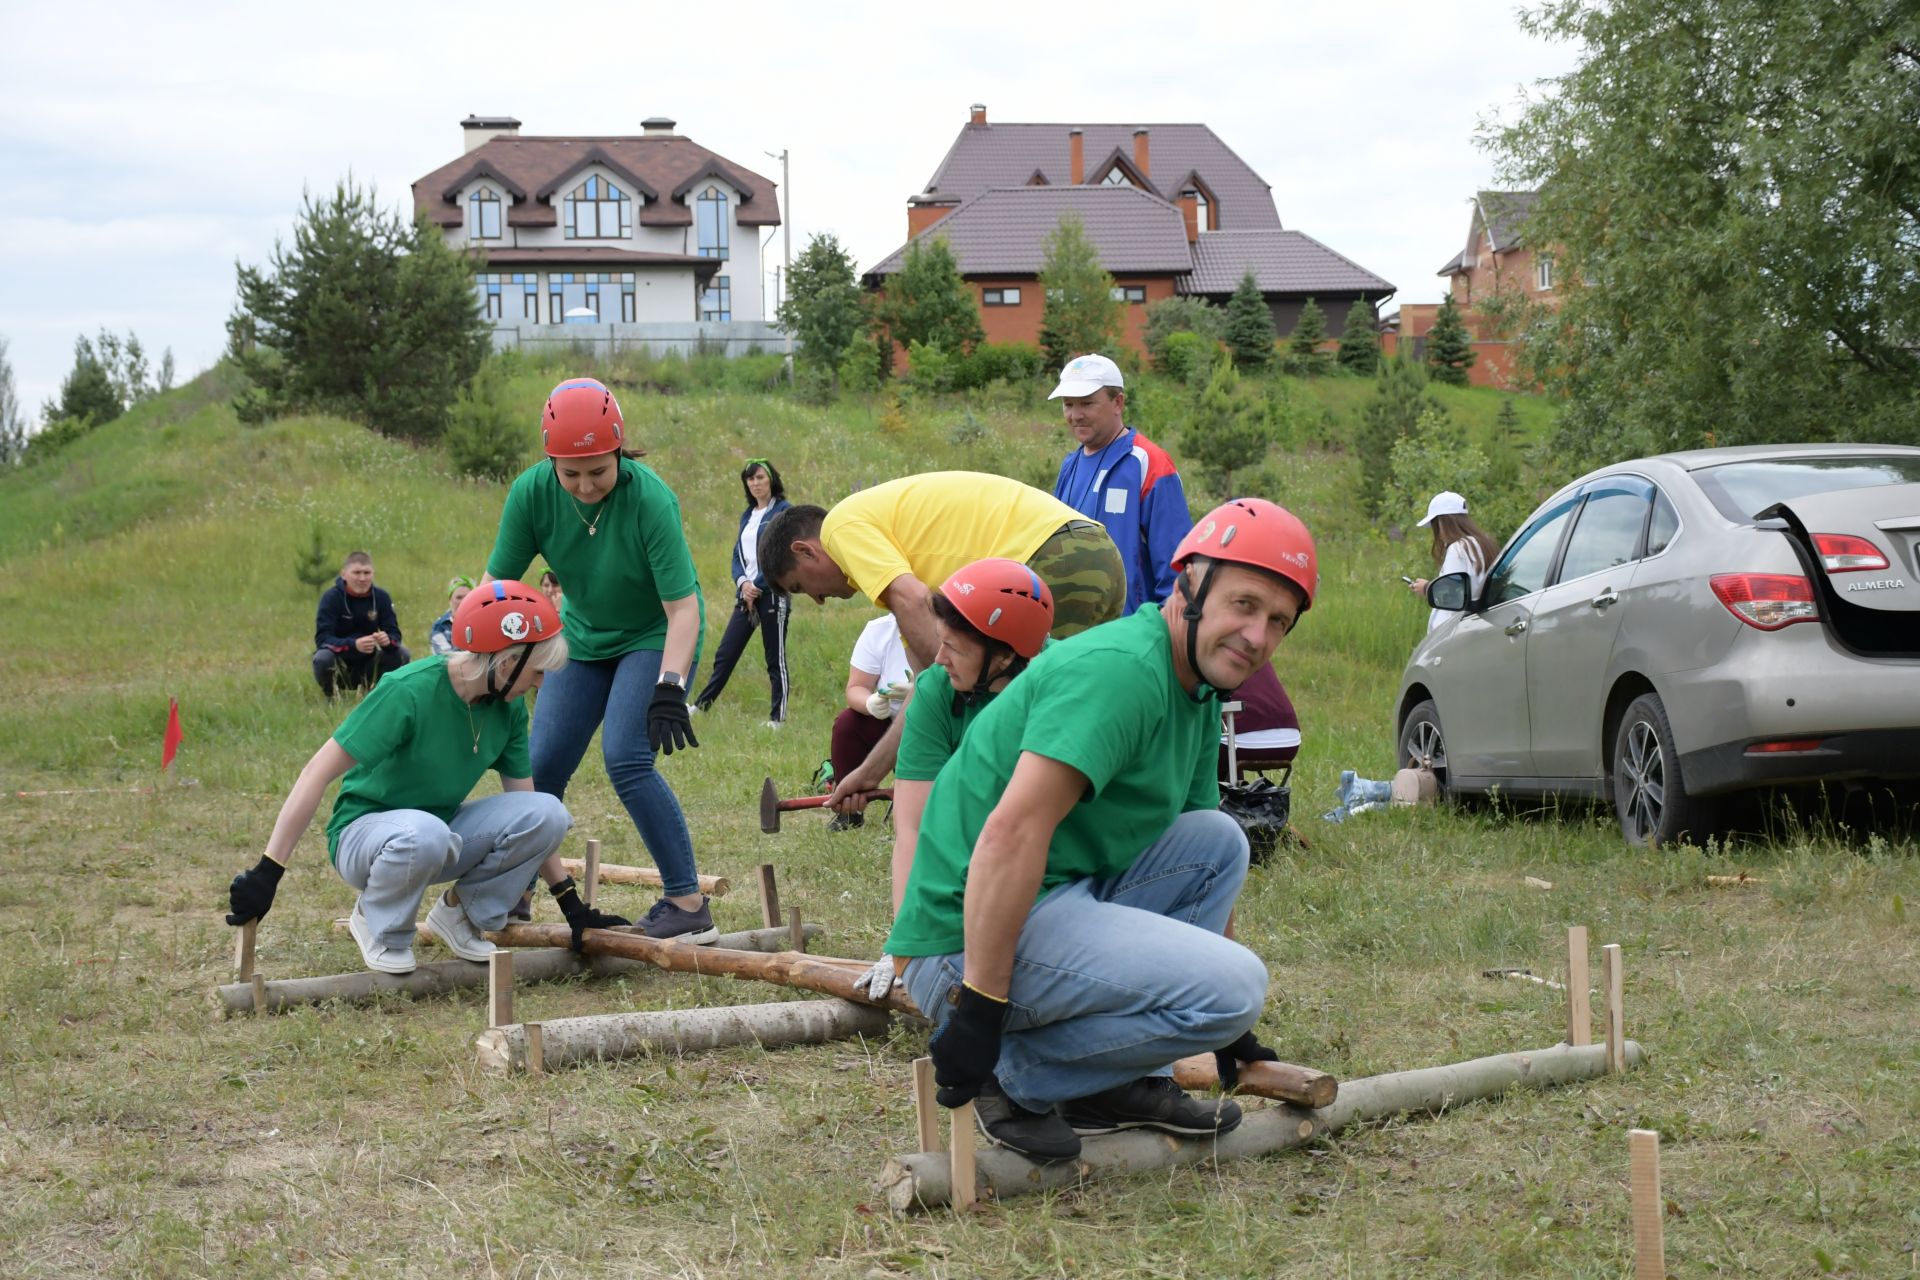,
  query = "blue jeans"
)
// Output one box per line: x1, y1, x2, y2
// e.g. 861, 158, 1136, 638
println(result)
334, 792, 570, 950
530, 647, 701, 898
902, 808, 1266, 1111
